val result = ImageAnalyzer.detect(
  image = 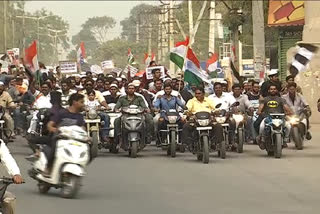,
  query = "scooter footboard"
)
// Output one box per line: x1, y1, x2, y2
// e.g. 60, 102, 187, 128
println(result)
62, 164, 85, 177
